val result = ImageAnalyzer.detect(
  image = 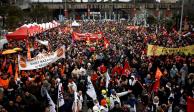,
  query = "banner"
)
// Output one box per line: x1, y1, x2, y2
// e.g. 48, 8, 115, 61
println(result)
72, 32, 103, 41
58, 83, 65, 107
18, 46, 65, 70
36, 38, 49, 46
187, 97, 194, 112
126, 26, 139, 30
86, 76, 97, 100
147, 44, 194, 56
105, 71, 110, 89
46, 90, 56, 112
